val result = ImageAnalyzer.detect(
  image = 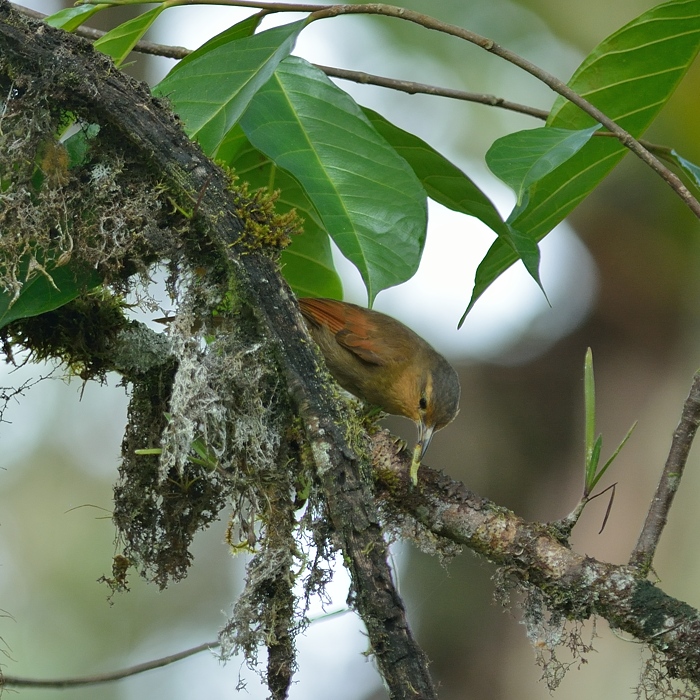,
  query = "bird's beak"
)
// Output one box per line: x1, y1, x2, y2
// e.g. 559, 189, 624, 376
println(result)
417, 421, 436, 460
